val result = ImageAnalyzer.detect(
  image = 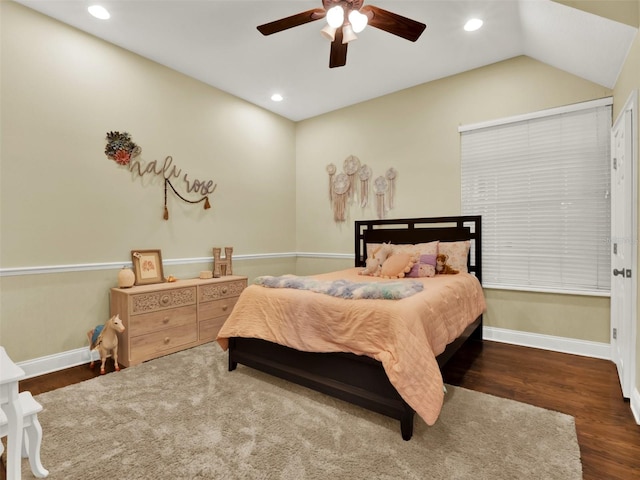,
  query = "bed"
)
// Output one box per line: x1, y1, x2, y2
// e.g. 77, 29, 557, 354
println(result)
217, 216, 485, 440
